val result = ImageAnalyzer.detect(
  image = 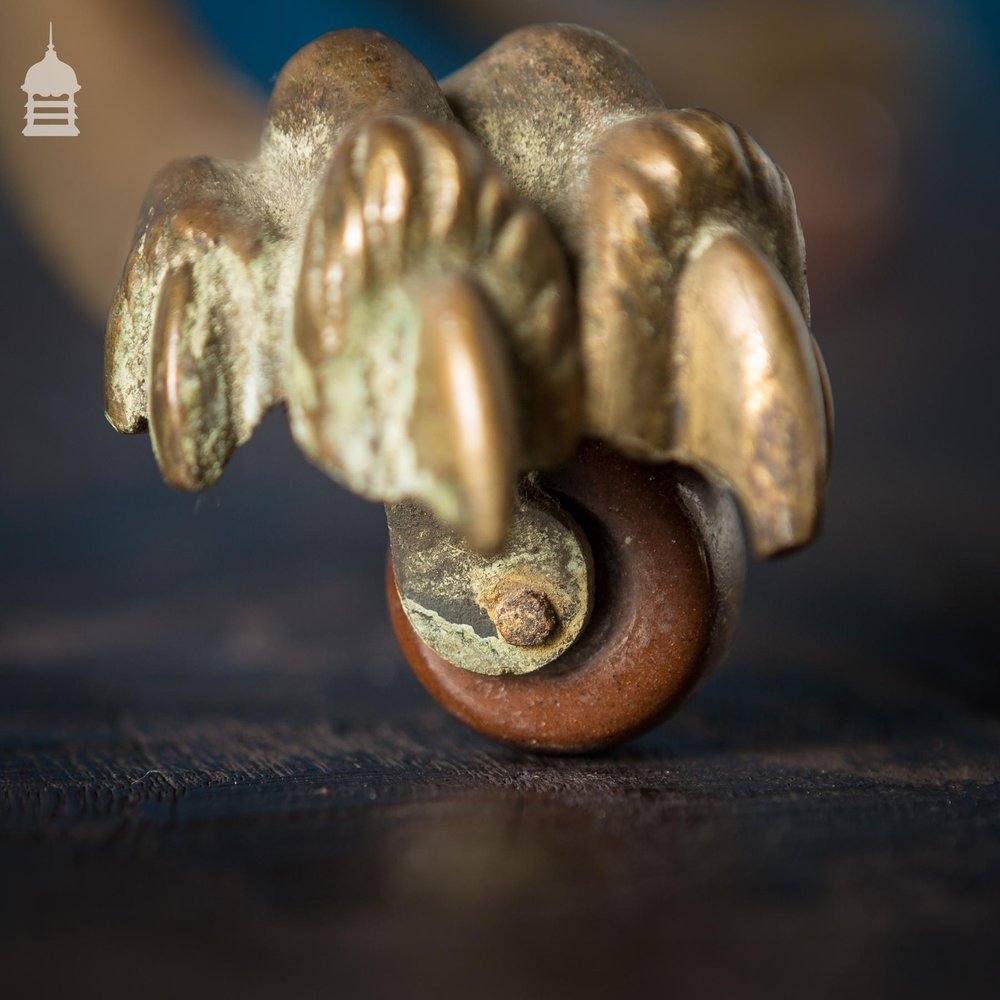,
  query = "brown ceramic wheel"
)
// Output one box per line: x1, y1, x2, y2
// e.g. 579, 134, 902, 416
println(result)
387, 441, 745, 753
